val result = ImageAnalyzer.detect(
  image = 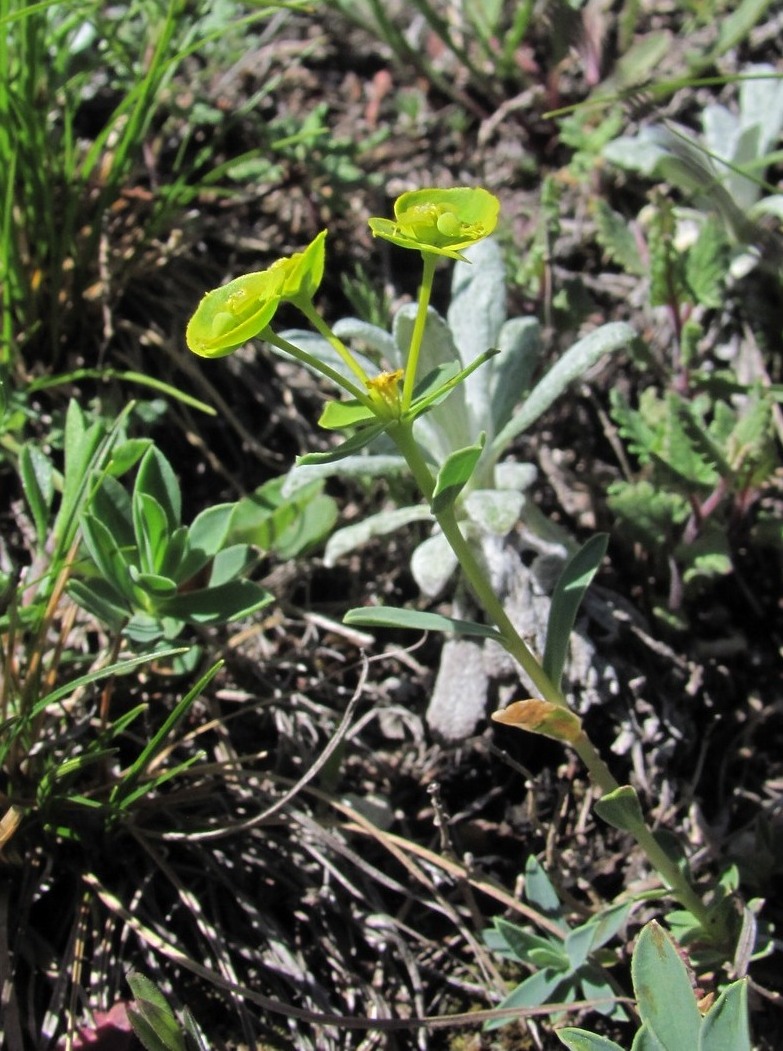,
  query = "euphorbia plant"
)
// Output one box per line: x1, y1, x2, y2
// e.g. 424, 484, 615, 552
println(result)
186, 186, 736, 952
